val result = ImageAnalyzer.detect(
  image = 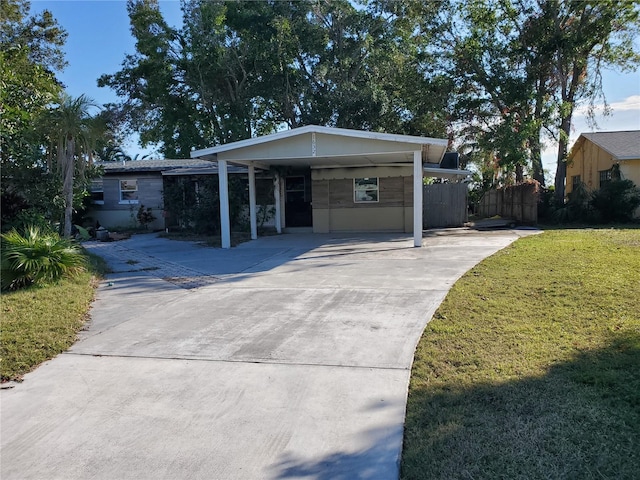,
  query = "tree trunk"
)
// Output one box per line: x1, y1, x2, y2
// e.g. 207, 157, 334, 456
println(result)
62, 136, 75, 238
530, 140, 545, 186
554, 115, 572, 206
515, 164, 524, 183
